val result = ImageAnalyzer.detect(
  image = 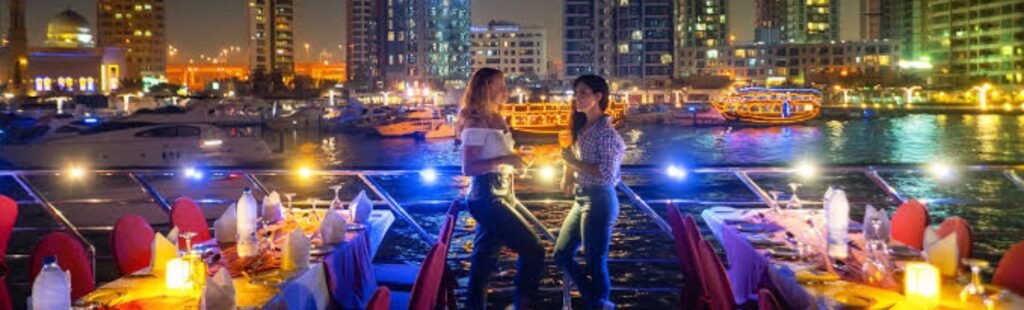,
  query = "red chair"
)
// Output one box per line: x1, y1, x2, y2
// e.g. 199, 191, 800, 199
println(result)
170, 197, 212, 247
890, 200, 929, 250
993, 241, 1024, 296
936, 216, 973, 259
111, 215, 156, 275
697, 239, 736, 310
667, 204, 705, 309
407, 241, 449, 310
367, 286, 391, 310
30, 232, 95, 301
758, 288, 783, 310
0, 195, 17, 310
